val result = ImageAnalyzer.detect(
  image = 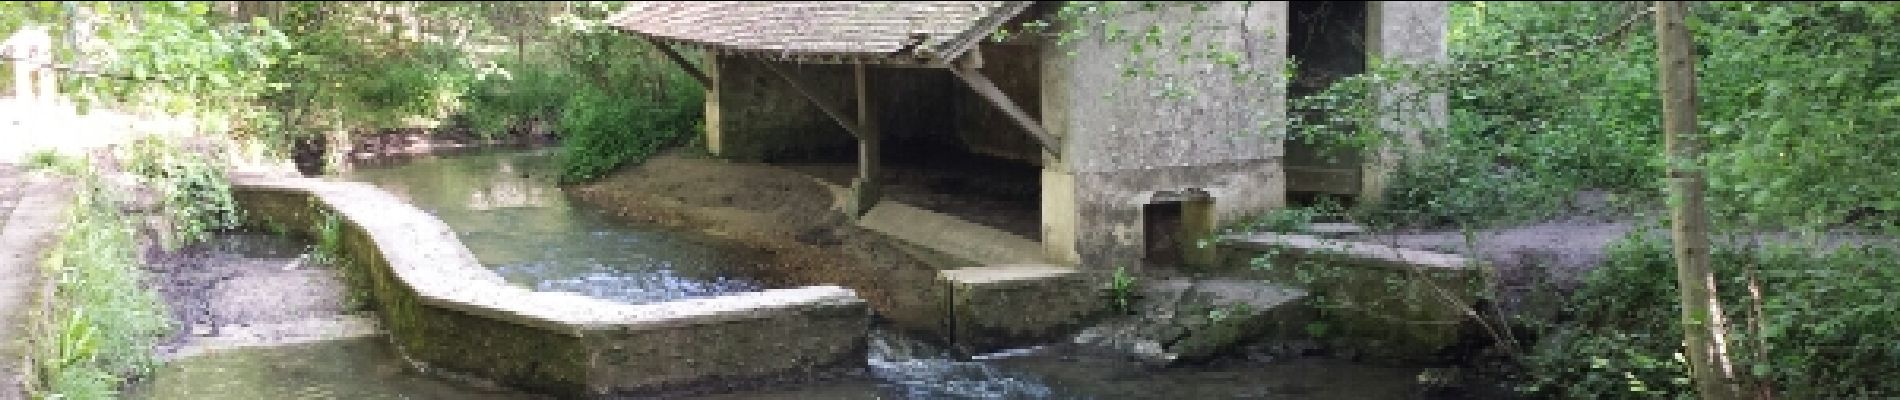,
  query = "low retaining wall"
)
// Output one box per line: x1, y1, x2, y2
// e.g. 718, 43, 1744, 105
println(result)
229, 176, 870, 398
1215, 234, 1483, 362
